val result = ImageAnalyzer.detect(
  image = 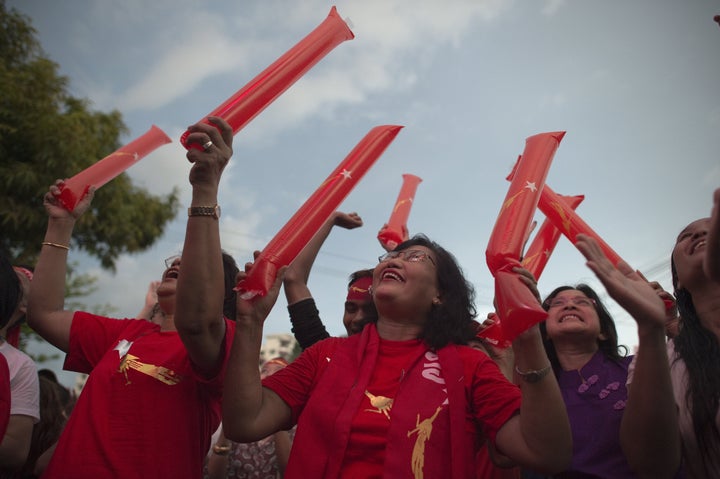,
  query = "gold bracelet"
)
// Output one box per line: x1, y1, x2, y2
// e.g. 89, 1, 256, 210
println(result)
41, 241, 70, 251
212, 444, 231, 456
515, 364, 552, 383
